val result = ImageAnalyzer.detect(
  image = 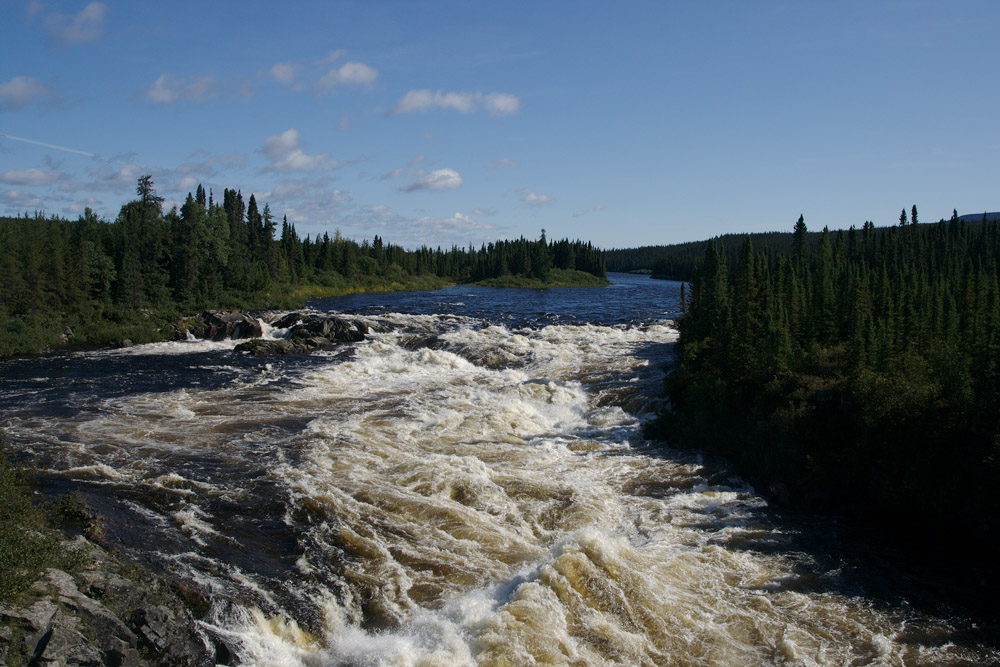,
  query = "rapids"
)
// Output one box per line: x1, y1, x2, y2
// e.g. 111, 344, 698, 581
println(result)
0, 274, 996, 665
